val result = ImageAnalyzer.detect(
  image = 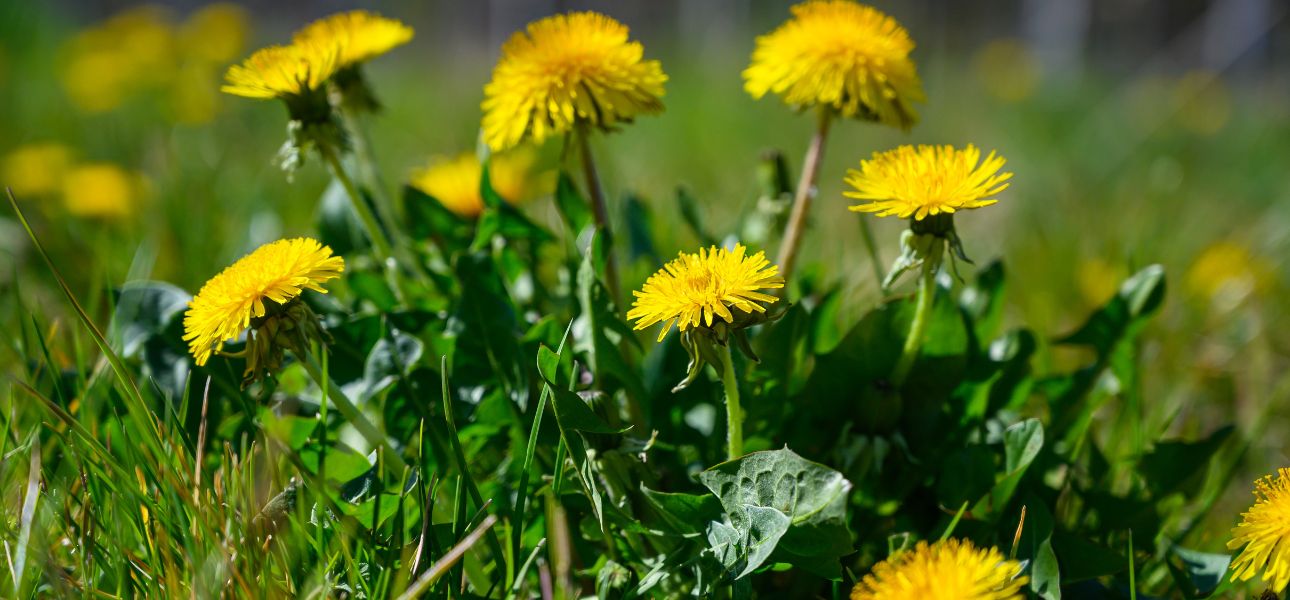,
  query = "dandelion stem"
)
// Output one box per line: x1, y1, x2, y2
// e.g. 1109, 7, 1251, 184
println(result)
717, 344, 744, 461
319, 143, 396, 266
858, 216, 885, 287
890, 238, 943, 387
576, 122, 619, 302
776, 107, 833, 286
299, 350, 408, 476
339, 107, 403, 248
